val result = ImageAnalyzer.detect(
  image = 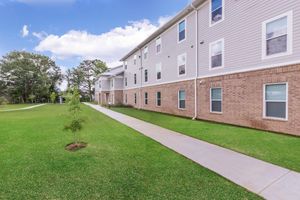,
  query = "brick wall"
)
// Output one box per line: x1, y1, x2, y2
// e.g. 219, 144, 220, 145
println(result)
197, 64, 300, 136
